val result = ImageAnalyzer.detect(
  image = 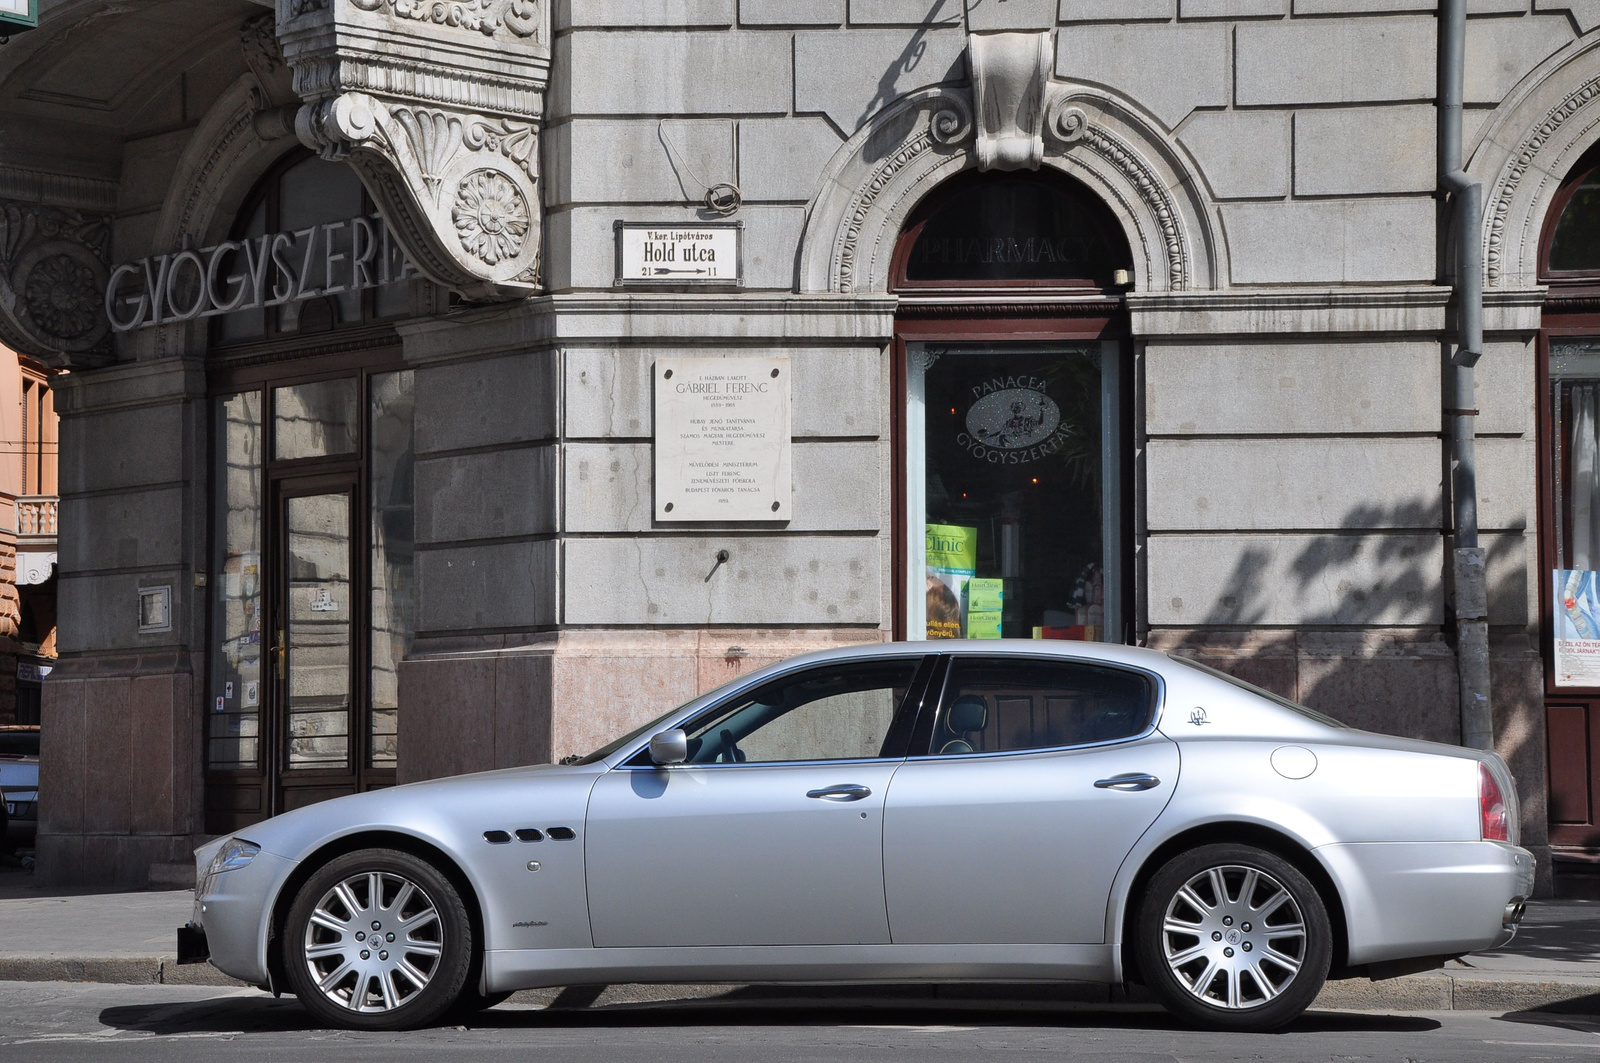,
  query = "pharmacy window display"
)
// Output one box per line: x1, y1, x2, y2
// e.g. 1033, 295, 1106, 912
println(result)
906, 343, 1123, 643
1552, 339, 1600, 686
